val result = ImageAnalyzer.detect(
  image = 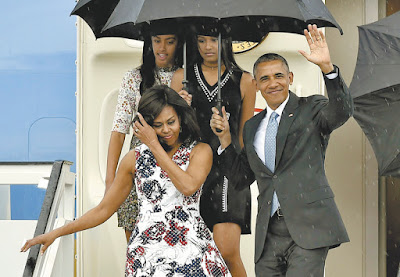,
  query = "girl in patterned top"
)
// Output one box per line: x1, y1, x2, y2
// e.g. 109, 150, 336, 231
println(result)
106, 19, 184, 242
22, 85, 231, 277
